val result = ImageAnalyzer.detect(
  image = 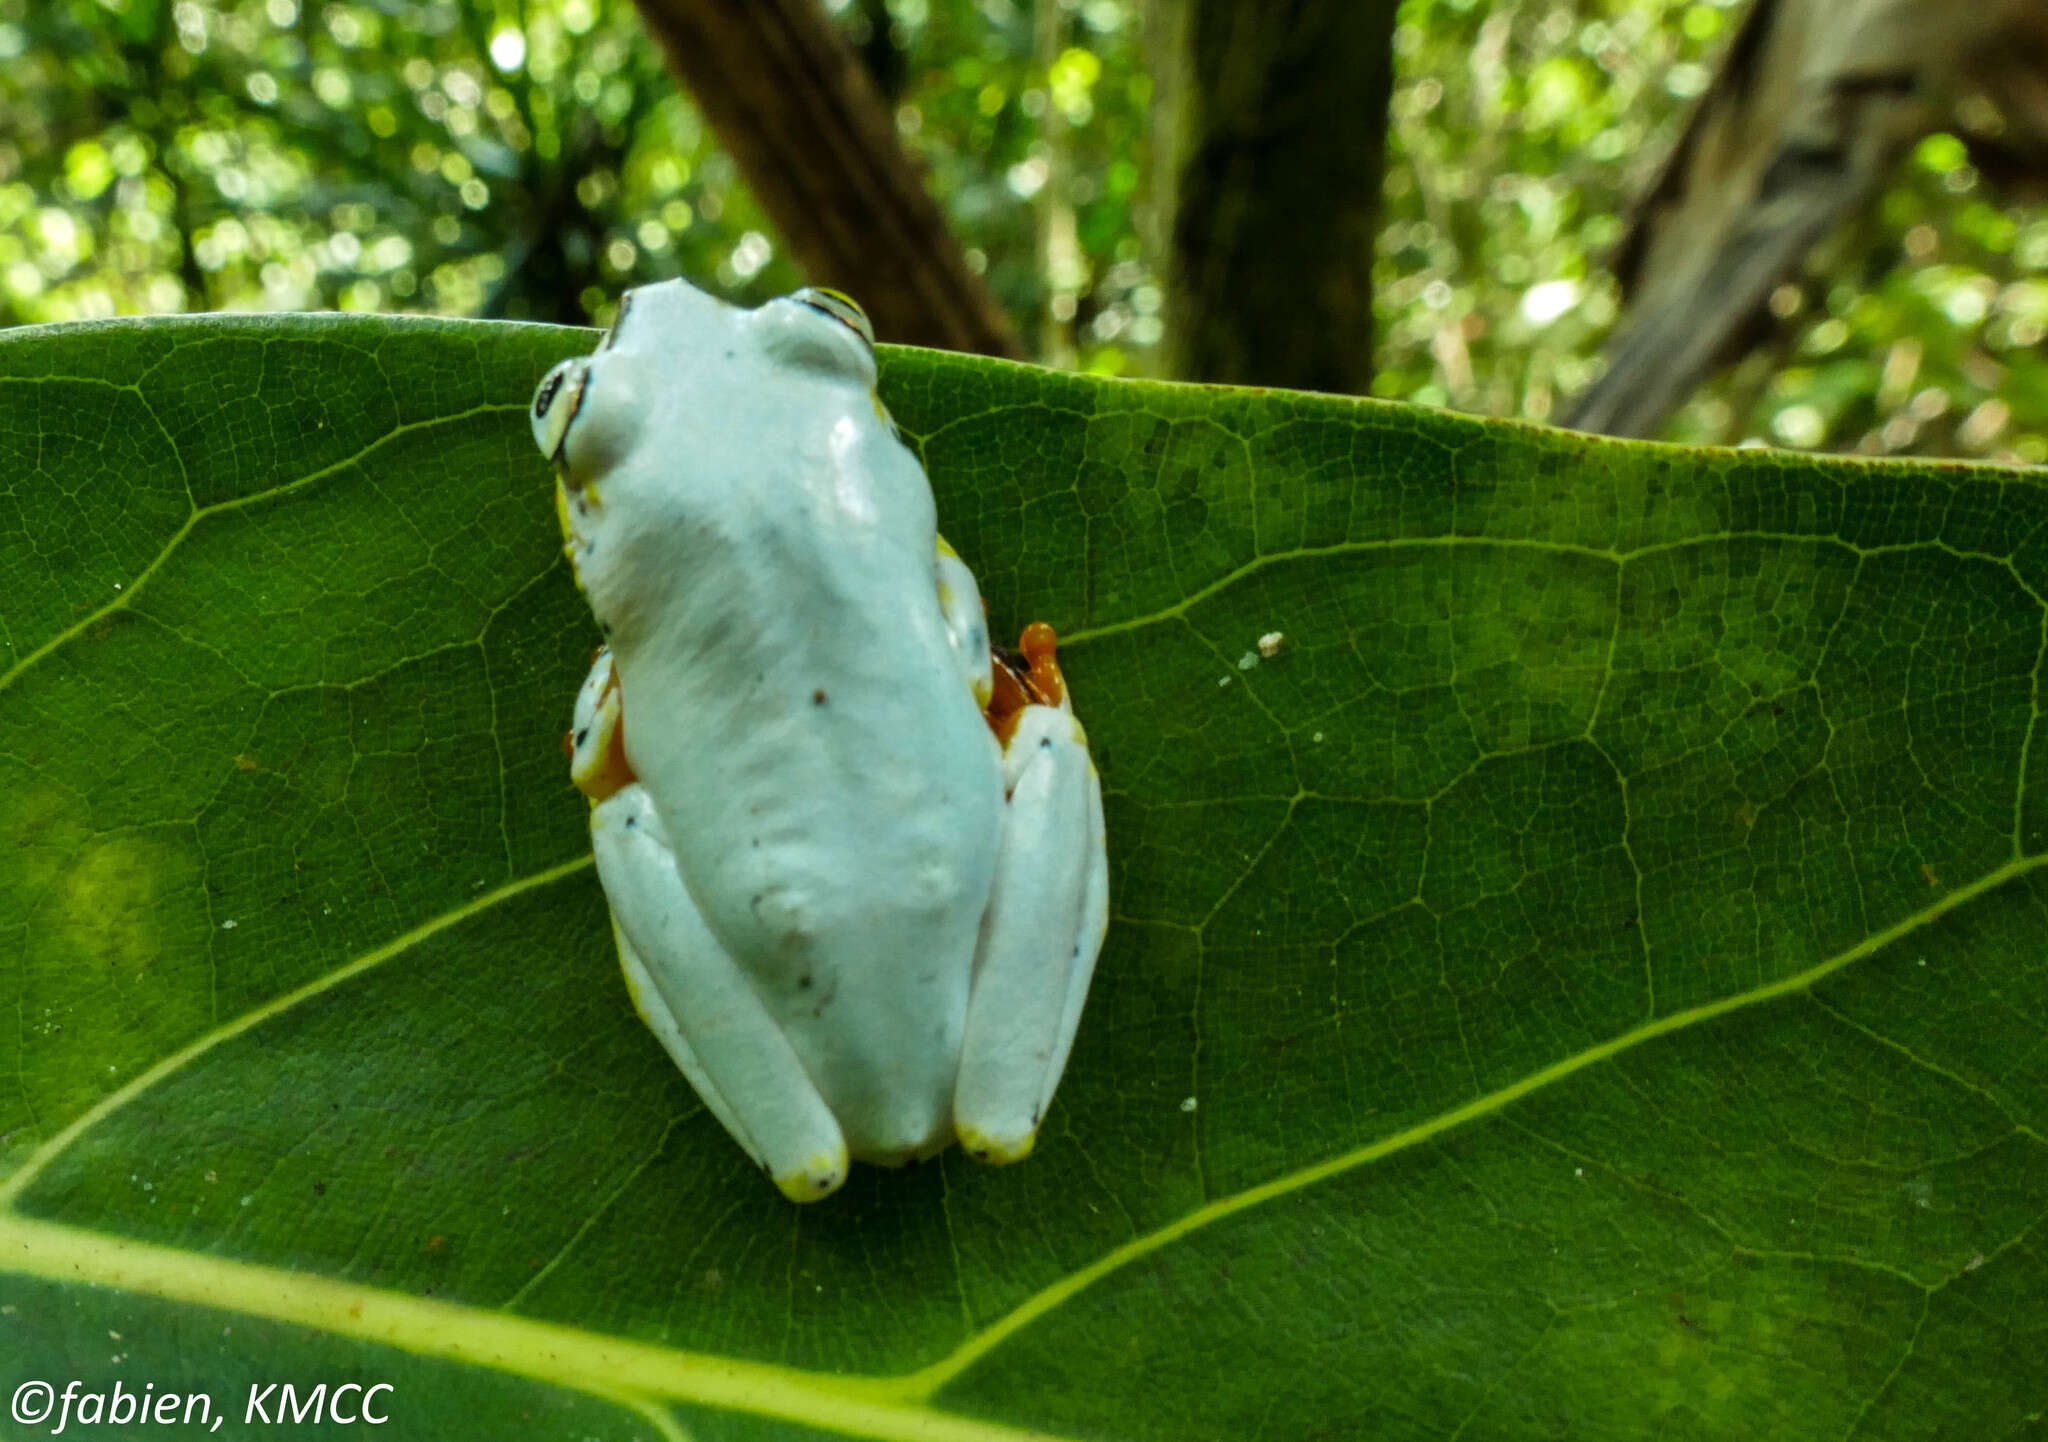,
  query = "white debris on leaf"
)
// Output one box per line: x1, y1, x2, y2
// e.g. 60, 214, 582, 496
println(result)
1180, 1096, 1198, 1113
1236, 651, 1259, 671
1257, 631, 1284, 658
